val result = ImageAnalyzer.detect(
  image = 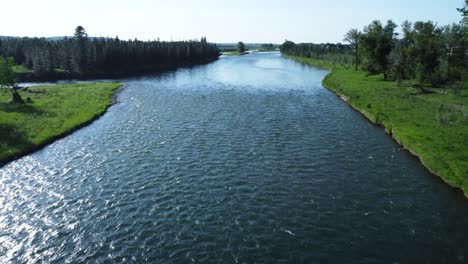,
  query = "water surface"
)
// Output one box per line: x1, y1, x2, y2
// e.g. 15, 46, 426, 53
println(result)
1, 52, 468, 263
